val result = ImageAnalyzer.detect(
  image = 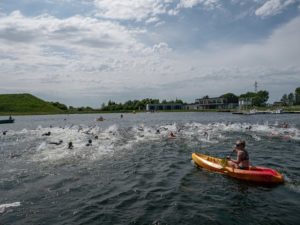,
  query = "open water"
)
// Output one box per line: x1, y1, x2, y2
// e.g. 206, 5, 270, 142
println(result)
0, 112, 300, 225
